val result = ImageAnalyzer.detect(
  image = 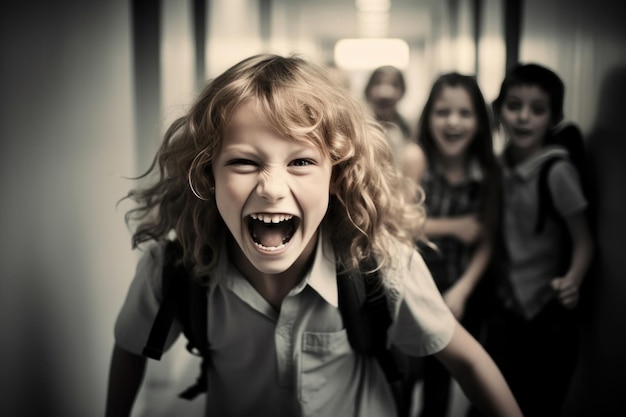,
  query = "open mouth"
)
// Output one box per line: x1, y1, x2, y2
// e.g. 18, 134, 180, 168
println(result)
512, 127, 533, 137
443, 132, 464, 141
248, 214, 299, 251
